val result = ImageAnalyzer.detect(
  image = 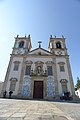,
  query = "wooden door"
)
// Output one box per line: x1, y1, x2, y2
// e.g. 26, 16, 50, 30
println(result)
33, 81, 43, 99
